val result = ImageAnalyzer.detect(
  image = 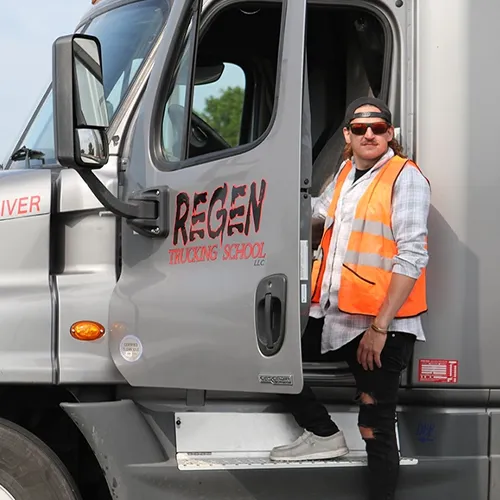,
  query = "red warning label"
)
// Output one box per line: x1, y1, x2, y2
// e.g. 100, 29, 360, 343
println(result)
418, 359, 458, 383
